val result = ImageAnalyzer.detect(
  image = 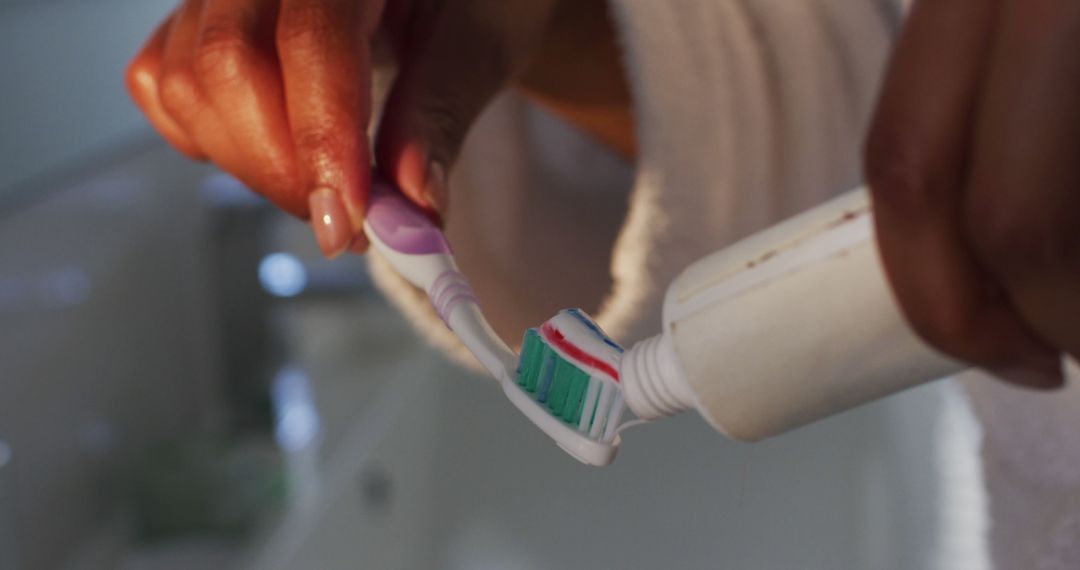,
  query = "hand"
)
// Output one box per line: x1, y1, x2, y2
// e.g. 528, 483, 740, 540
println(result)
126, 0, 632, 258
865, 0, 1080, 388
